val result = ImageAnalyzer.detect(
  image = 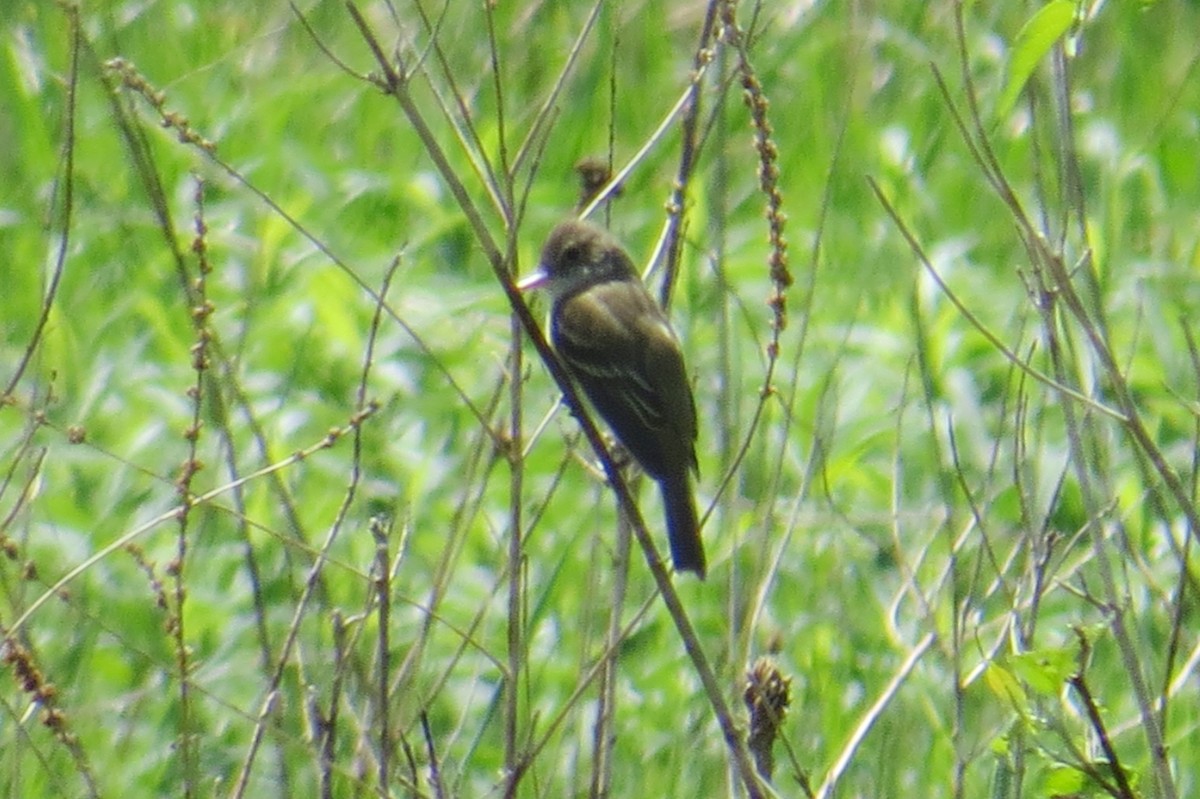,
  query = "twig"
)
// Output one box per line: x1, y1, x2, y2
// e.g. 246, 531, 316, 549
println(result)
814, 633, 935, 799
